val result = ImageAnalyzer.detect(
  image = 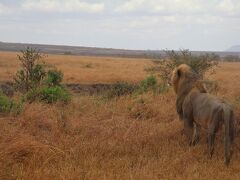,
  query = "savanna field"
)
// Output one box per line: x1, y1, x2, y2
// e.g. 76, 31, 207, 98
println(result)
1, 51, 240, 179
